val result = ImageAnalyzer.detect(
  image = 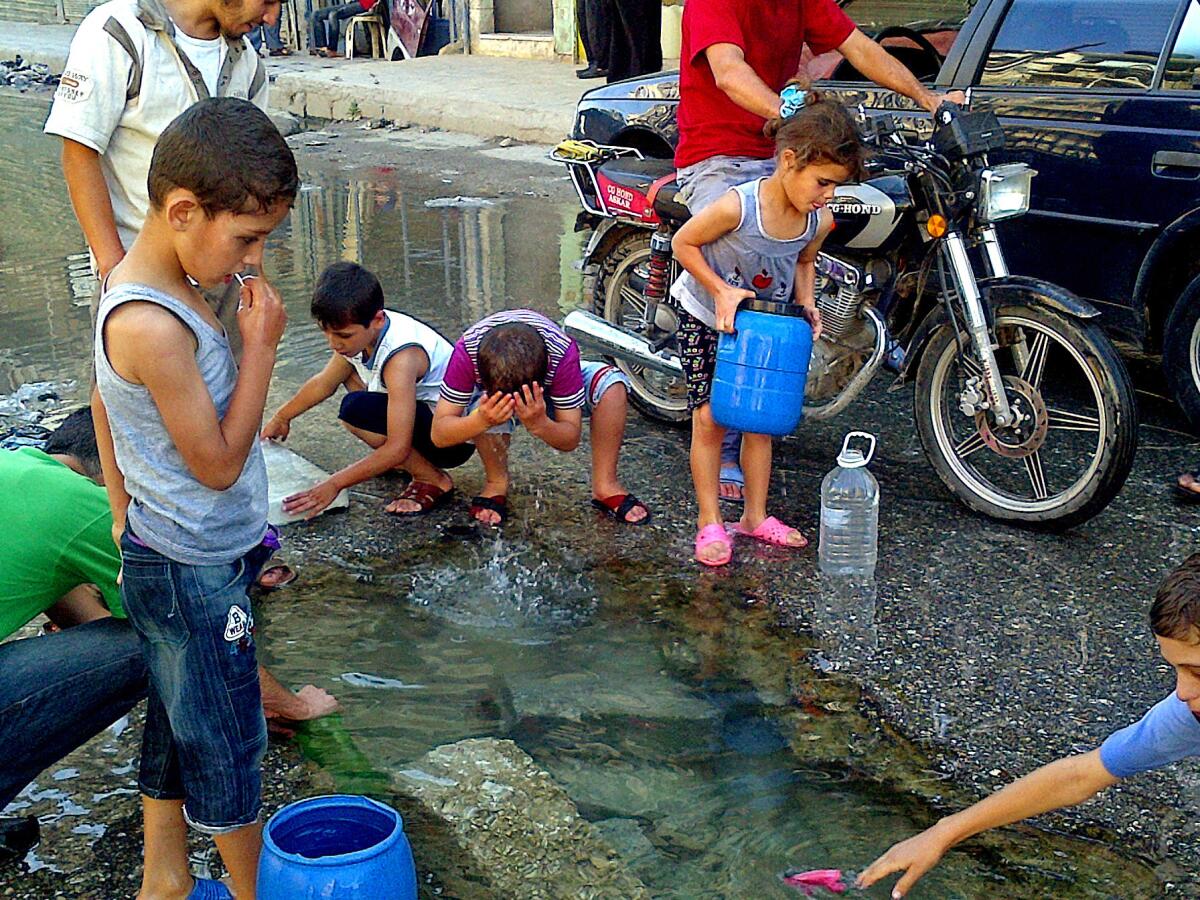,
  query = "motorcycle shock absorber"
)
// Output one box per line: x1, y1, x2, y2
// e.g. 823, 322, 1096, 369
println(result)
644, 228, 674, 353
643, 228, 673, 310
